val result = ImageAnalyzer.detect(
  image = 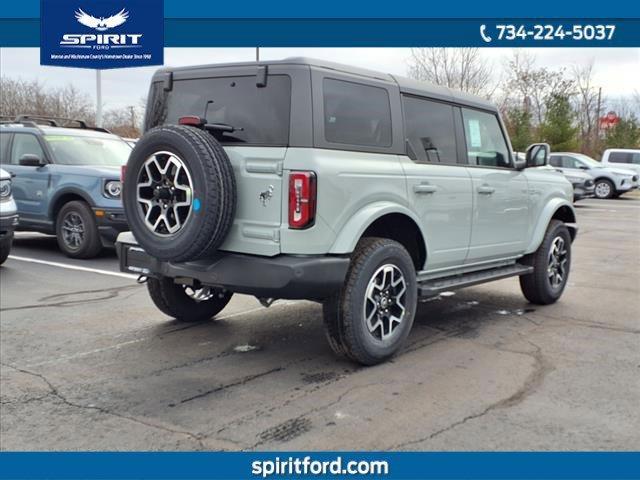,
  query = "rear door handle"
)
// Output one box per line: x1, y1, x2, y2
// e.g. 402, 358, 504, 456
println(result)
413, 183, 438, 194
477, 185, 495, 195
